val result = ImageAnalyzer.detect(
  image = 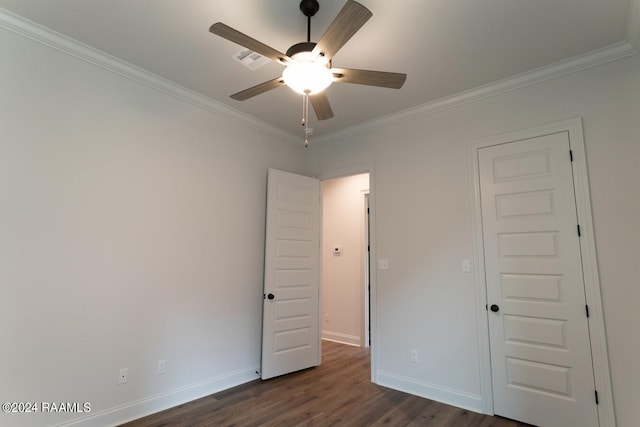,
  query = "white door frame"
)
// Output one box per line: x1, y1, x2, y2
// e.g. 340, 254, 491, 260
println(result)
469, 118, 615, 426
318, 162, 377, 382
363, 191, 371, 348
